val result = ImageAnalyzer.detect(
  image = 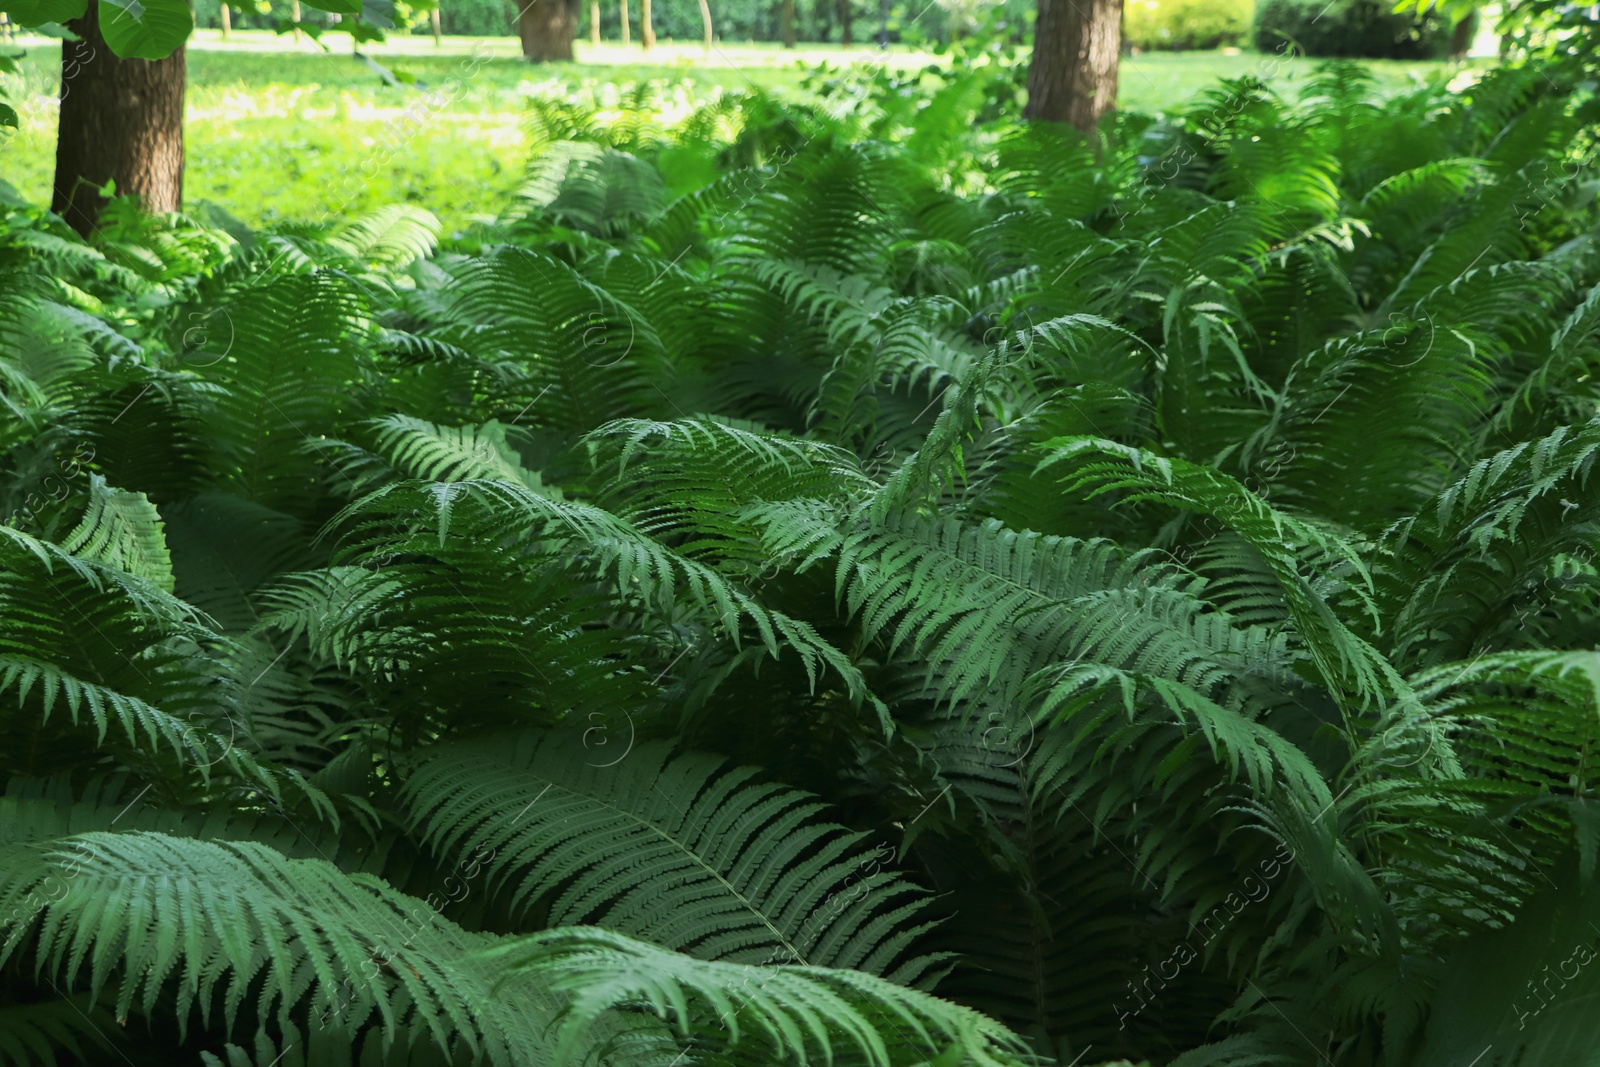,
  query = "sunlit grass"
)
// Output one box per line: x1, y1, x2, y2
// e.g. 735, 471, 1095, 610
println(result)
0, 31, 1476, 231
